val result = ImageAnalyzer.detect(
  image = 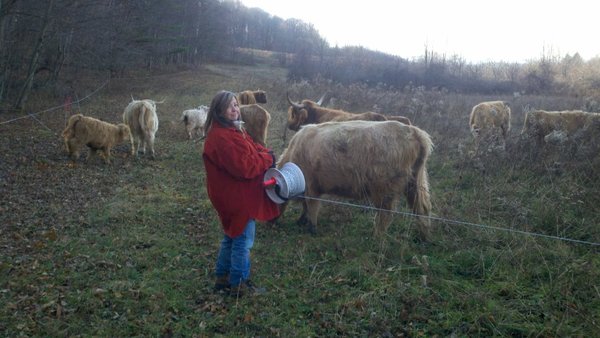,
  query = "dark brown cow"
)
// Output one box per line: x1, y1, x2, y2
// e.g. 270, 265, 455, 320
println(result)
286, 93, 387, 131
